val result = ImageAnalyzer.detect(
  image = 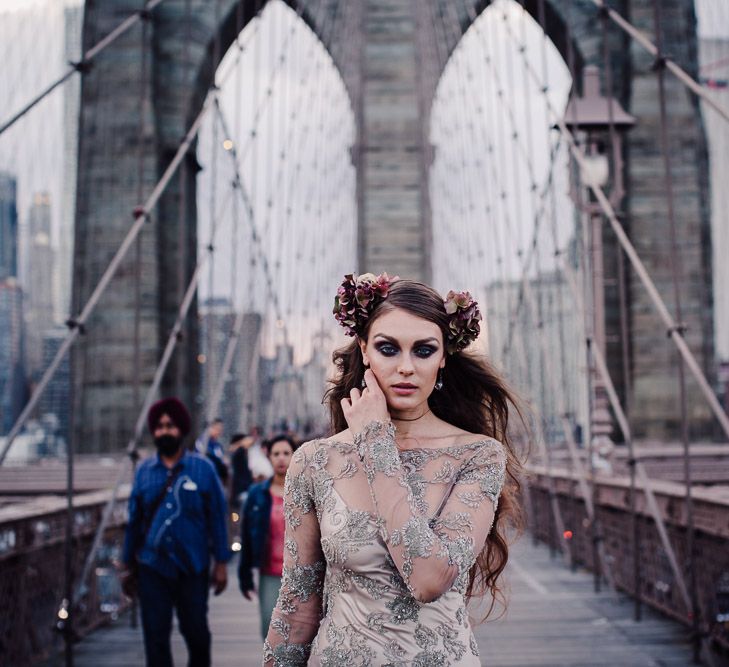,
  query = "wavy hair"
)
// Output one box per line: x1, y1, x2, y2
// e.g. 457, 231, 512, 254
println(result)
324, 279, 524, 618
